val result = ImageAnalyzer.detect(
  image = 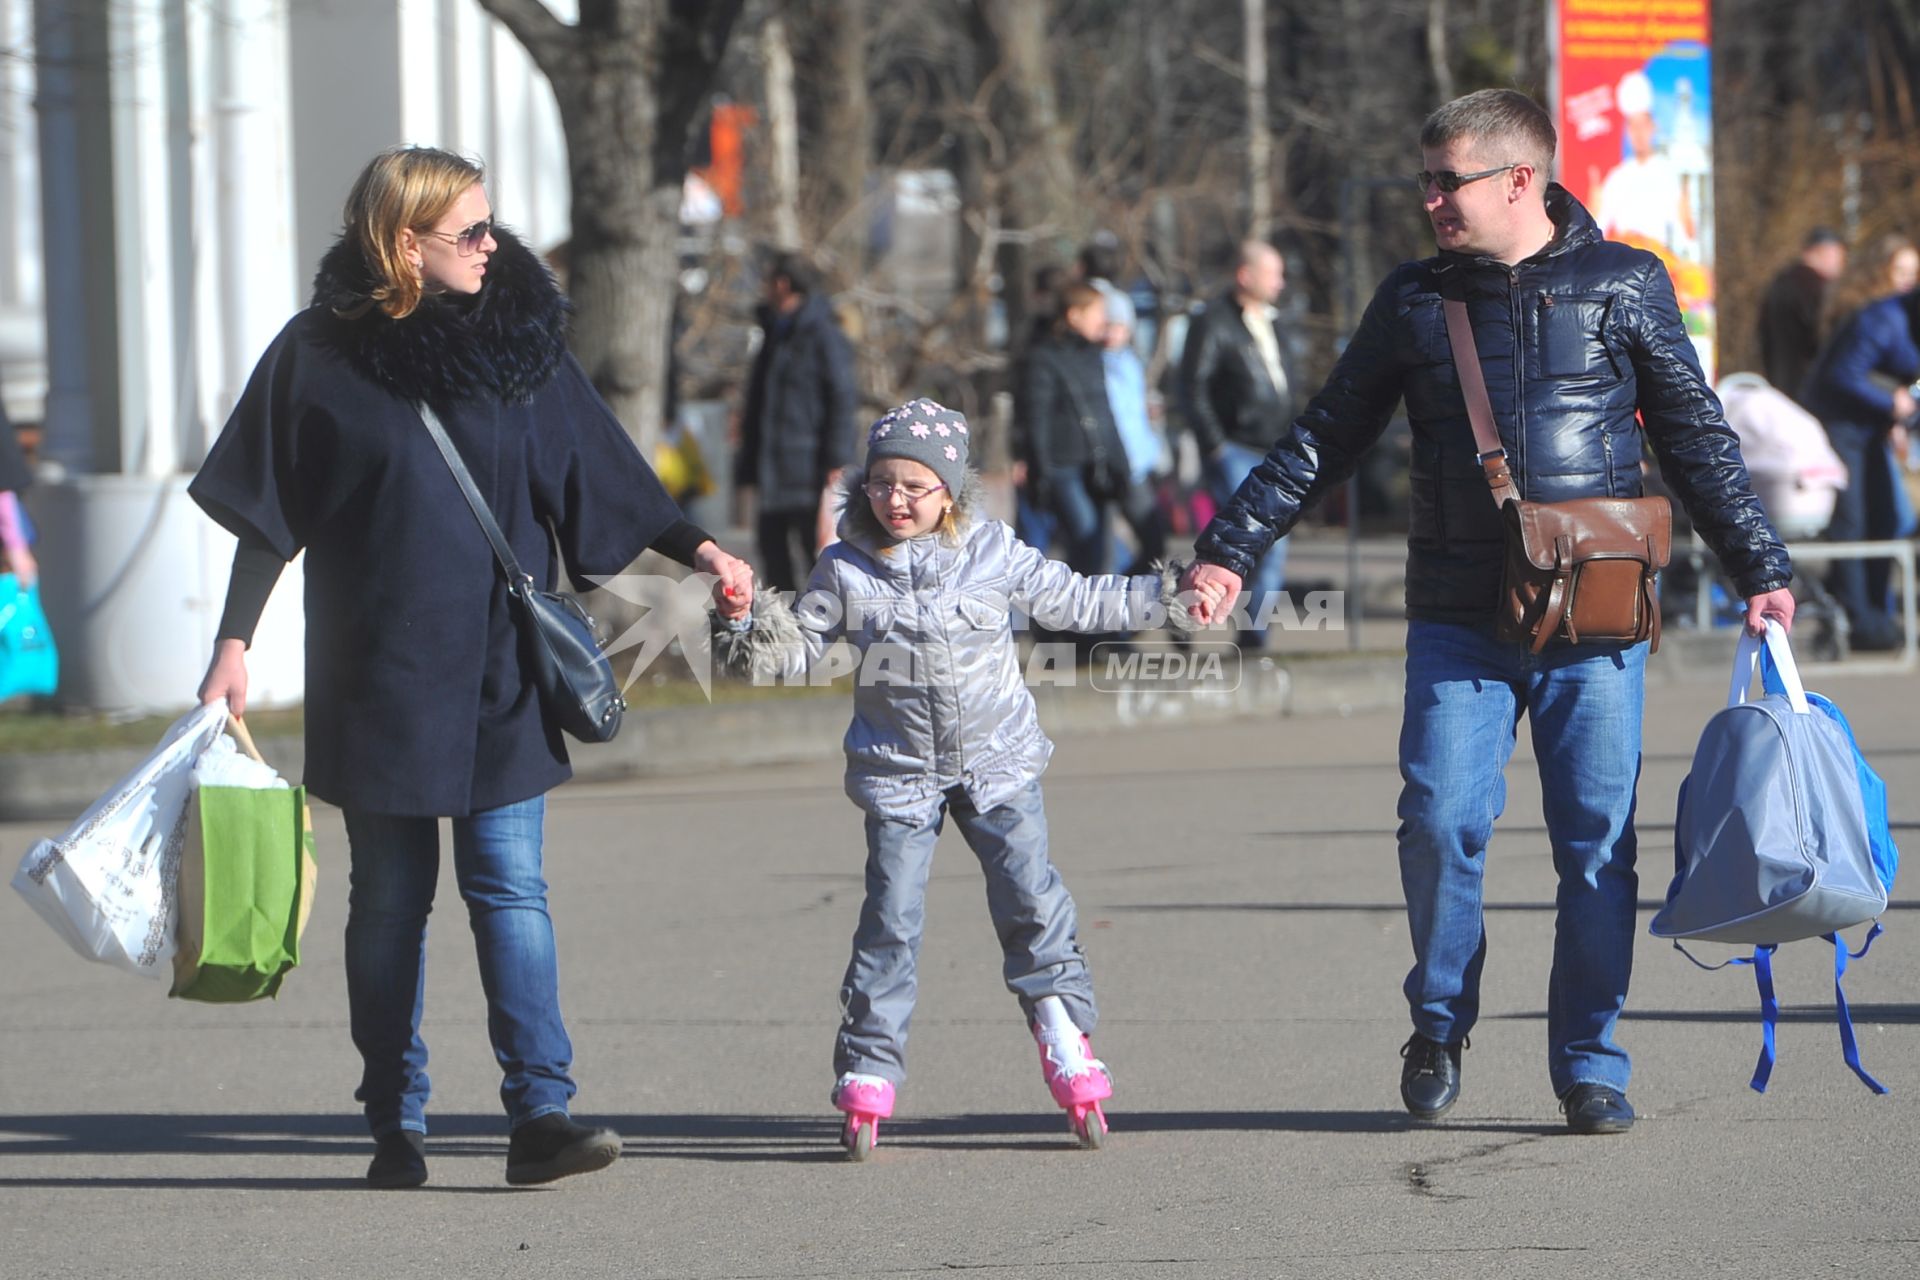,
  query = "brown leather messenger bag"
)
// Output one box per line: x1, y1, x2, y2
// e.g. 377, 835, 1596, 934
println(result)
1442, 298, 1672, 653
